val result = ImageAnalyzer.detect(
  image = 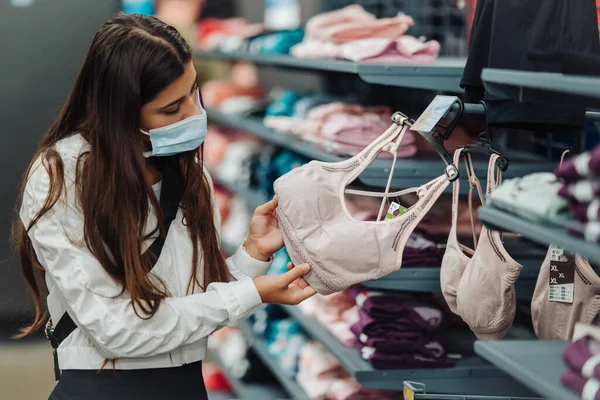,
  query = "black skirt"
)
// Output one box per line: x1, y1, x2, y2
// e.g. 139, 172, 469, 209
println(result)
48, 361, 208, 400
